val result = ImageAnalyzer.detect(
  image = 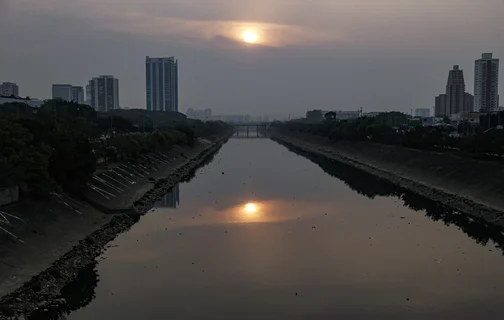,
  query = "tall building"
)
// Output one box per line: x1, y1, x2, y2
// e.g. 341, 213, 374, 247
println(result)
474, 53, 499, 112
0, 82, 19, 97
71, 86, 84, 104
434, 94, 447, 117
446, 65, 466, 114
146, 56, 178, 112
464, 92, 474, 113
85, 85, 92, 105
88, 76, 119, 112
414, 108, 430, 118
